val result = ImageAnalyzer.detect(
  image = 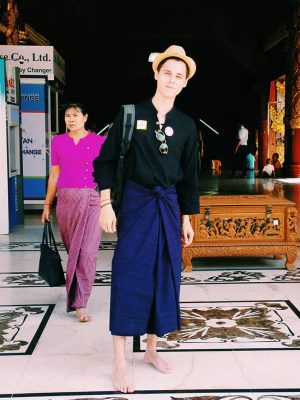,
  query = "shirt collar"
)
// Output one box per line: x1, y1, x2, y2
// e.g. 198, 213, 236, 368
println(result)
147, 99, 177, 122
